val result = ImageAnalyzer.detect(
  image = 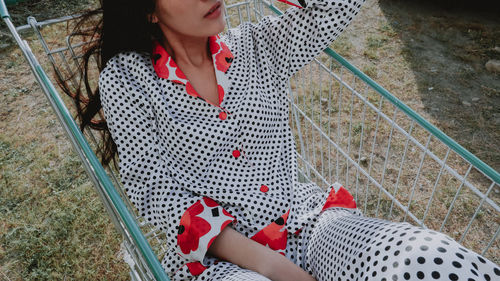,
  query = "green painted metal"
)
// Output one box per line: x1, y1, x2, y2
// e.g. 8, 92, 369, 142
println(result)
32, 64, 171, 281
324, 49, 500, 185
1, 0, 171, 278
1, 0, 9, 18
5, 0, 28, 6
267, 2, 500, 185
2, 0, 43, 18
